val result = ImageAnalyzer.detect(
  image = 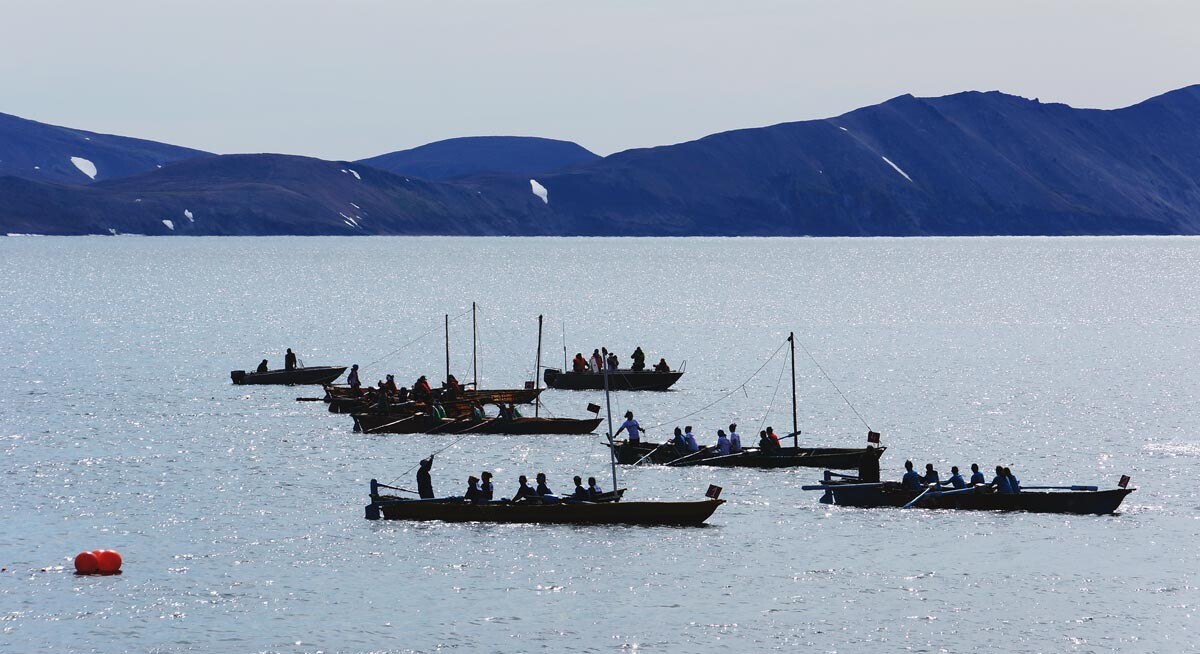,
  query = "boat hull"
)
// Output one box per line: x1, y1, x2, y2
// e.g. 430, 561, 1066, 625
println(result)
368, 496, 724, 525
610, 441, 883, 470
819, 483, 1134, 515
325, 387, 543, 414
353, 414, 603, 435
543, 368, 683, 391
232, 366, 346, 385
